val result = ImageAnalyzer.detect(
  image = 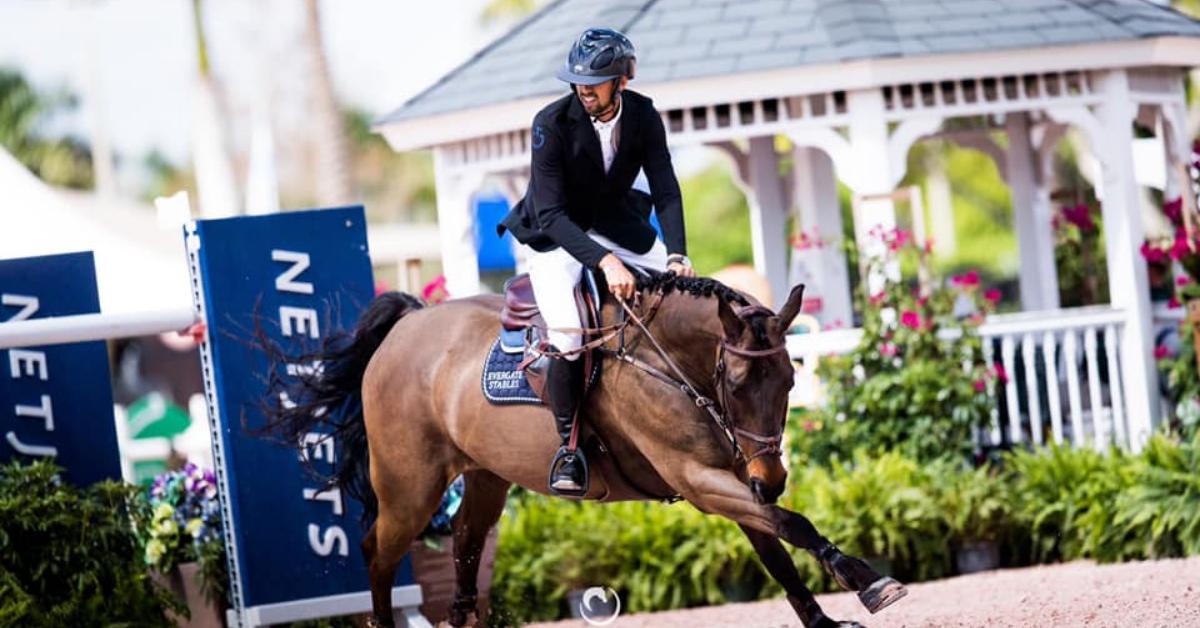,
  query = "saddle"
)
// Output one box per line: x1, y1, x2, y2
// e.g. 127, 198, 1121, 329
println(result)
499, 271, 602, 400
